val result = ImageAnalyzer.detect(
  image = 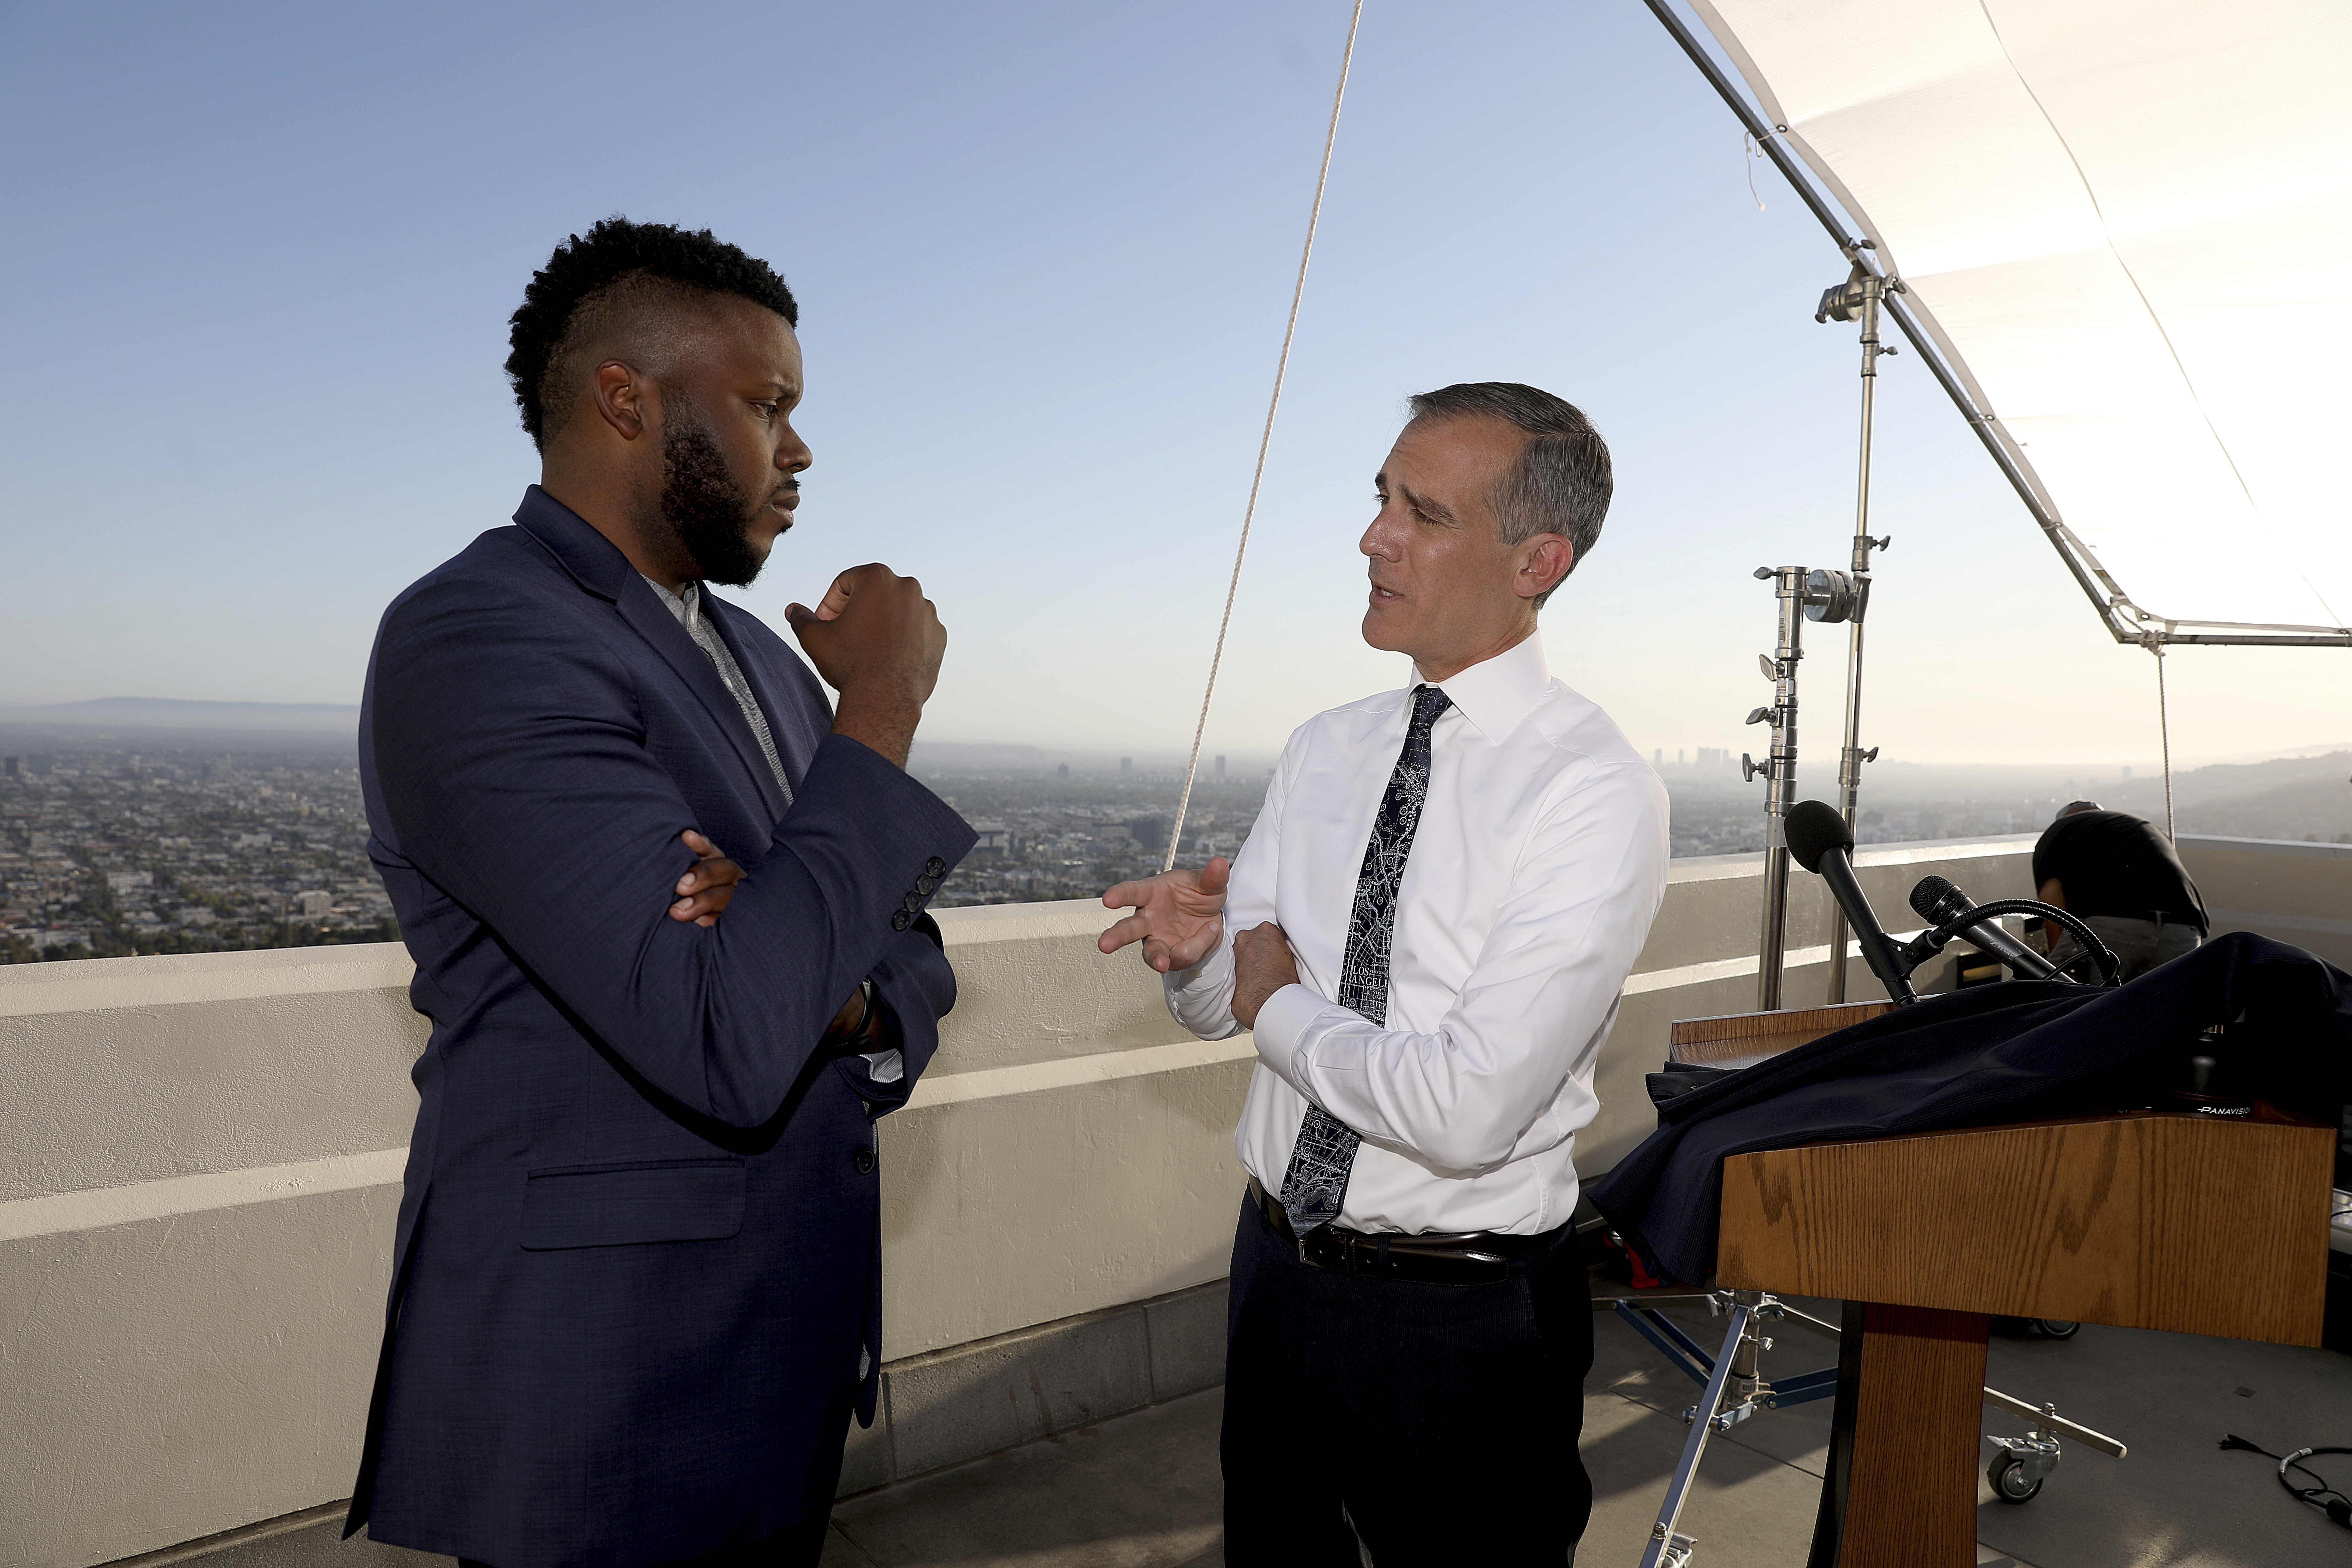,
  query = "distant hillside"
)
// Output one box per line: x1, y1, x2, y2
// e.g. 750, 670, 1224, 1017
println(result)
2106, 750, 2352, 813
2163, 764, 2352, 842
0, 697, 359, 734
